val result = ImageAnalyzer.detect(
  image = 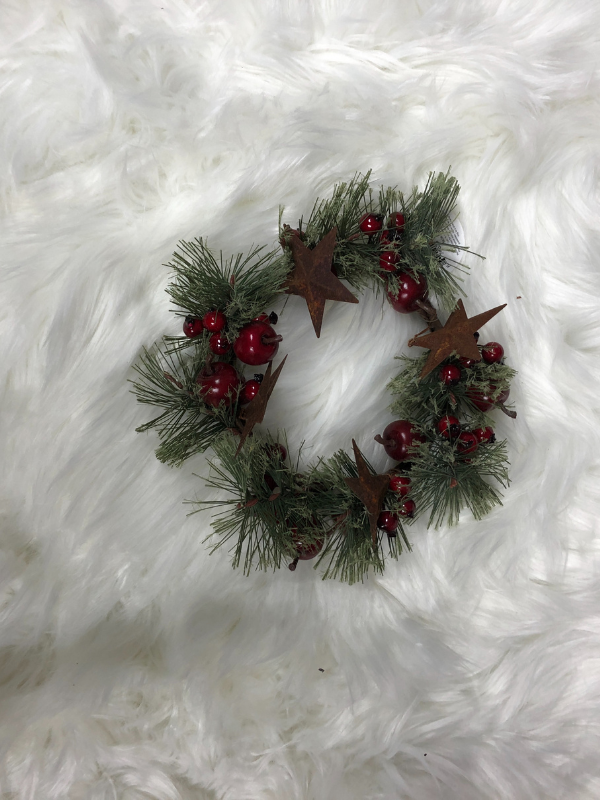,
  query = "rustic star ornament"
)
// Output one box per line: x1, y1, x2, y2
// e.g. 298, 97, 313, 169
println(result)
286, 227, 359, 337
235, 356, 287, 455
344, 439, 390, 546
408, 299, 507, 379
